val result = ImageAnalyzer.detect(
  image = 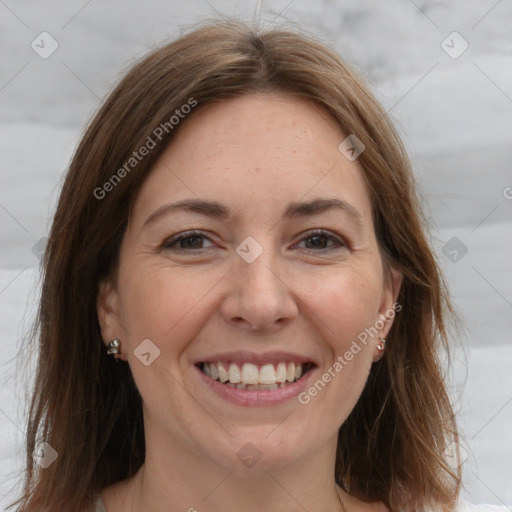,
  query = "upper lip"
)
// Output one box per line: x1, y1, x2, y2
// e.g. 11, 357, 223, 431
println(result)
194, 351, 317, 366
